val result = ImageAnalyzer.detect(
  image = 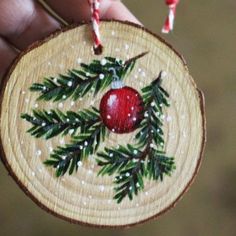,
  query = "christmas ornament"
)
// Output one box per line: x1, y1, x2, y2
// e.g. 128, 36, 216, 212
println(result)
100, 81, 144, 134
0, 21, 205, 227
